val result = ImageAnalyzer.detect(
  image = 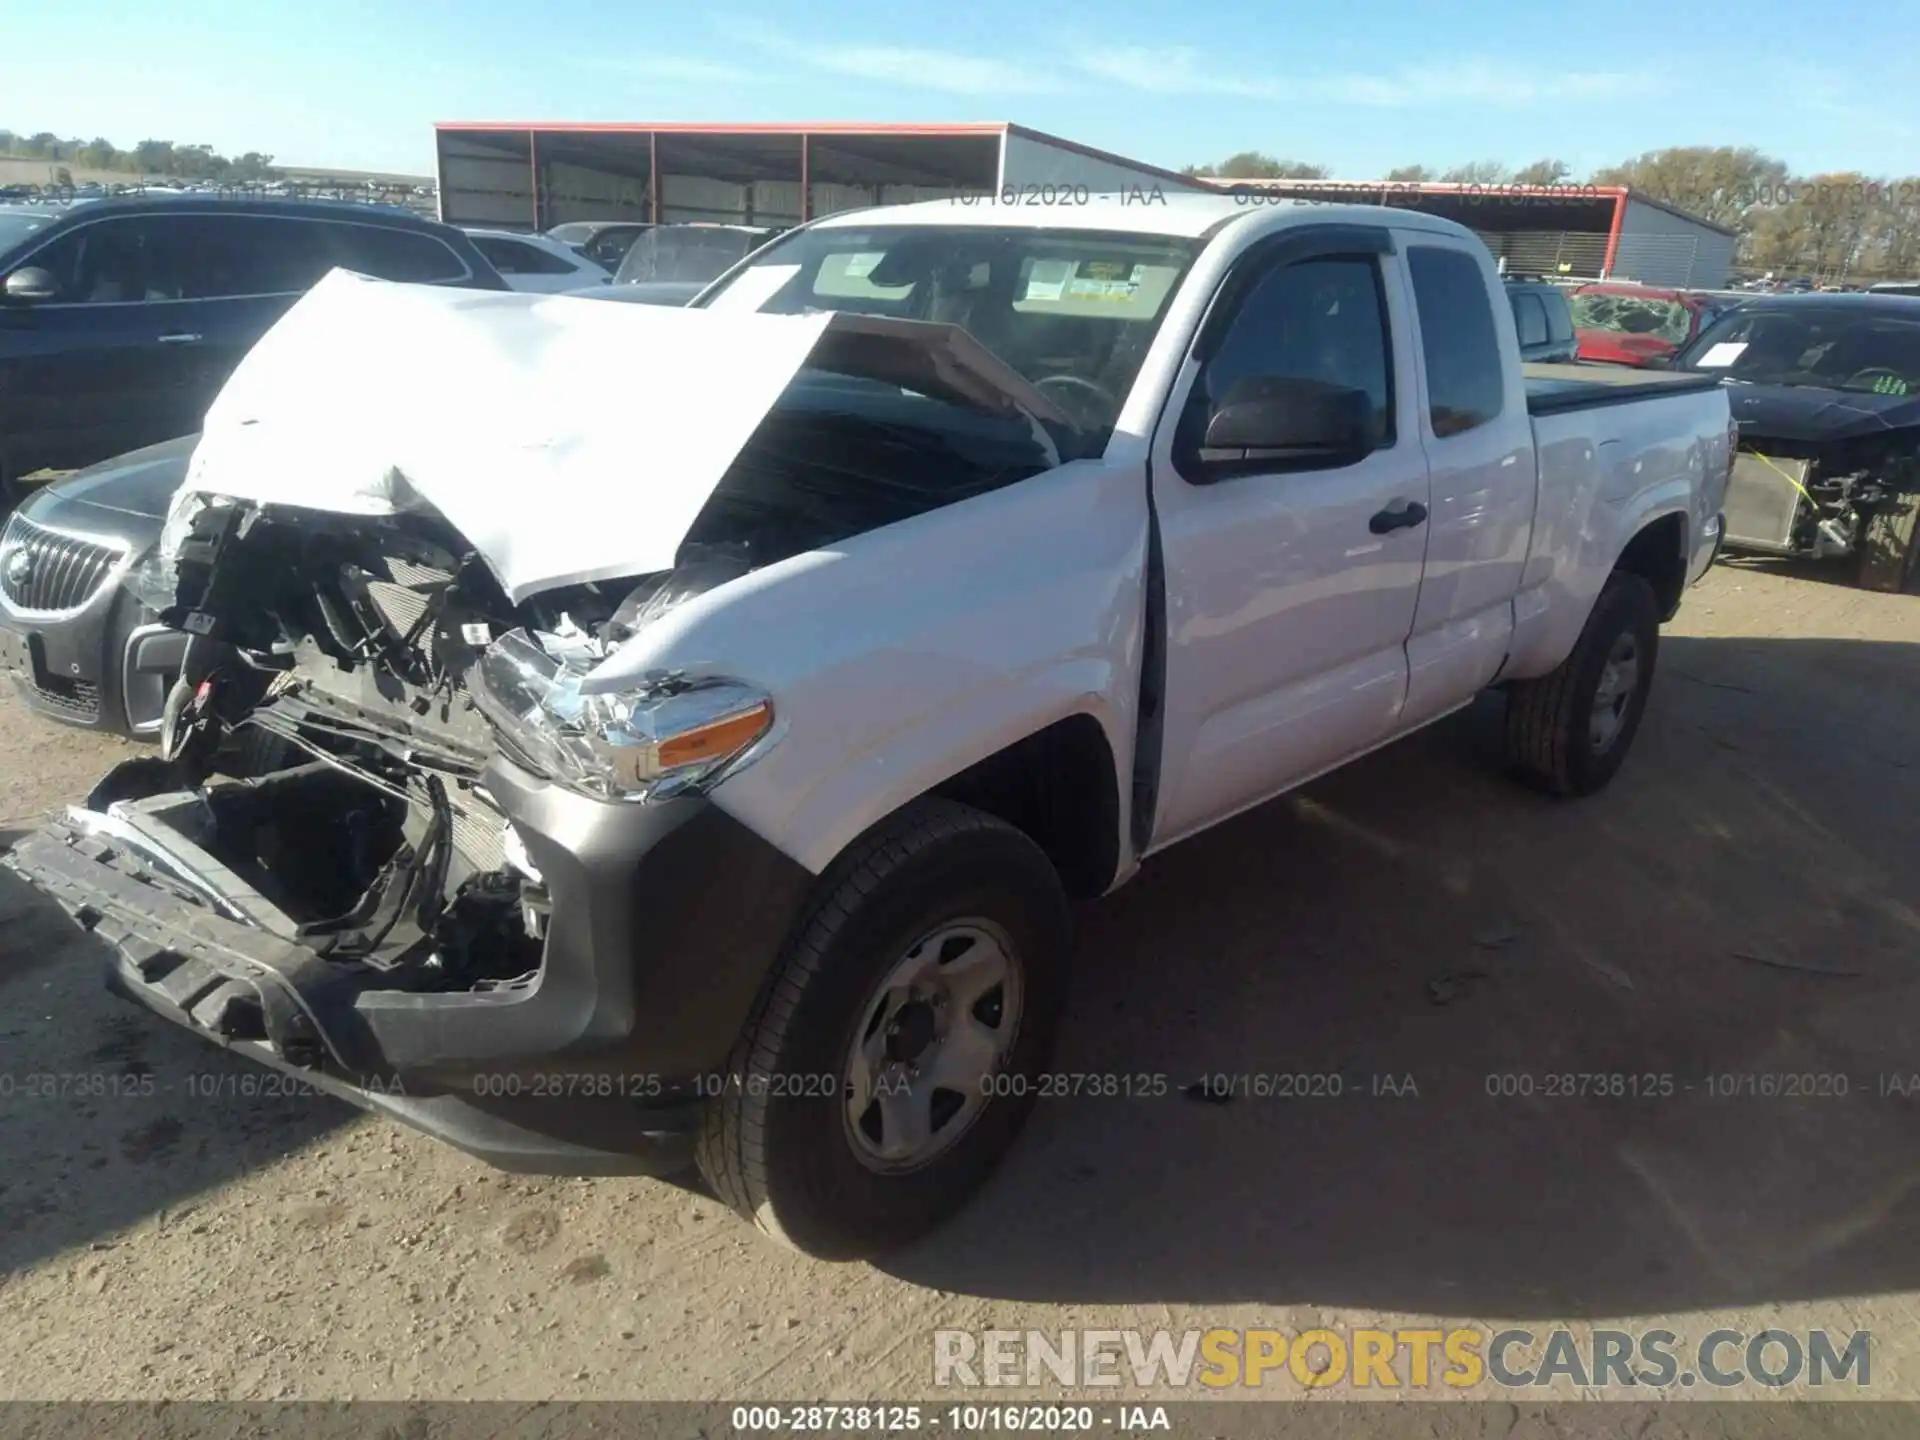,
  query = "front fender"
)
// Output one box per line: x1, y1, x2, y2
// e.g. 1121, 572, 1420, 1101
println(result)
585, 455, 1152, 880
738, 667, 1129, 879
